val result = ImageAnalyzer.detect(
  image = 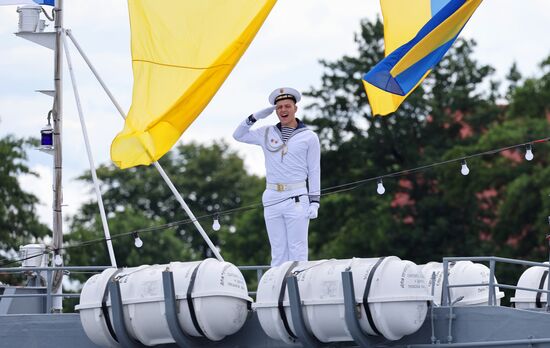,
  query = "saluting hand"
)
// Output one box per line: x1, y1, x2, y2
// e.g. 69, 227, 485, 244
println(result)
252, 106, 276, 120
